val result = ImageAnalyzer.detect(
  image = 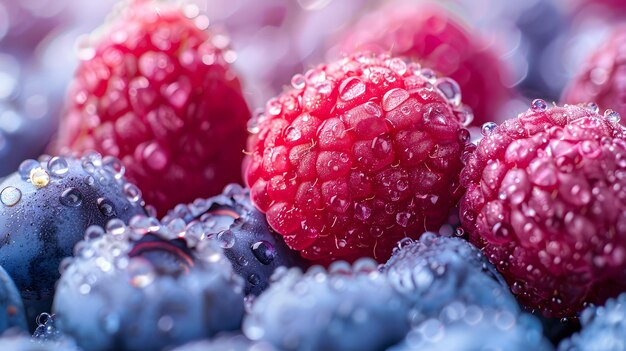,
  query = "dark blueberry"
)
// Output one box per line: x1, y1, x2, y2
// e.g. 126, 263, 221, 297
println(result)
536, 315, 581, 346
0, 152, 146, 323
384, 233, 519, 319
0, 265, 27, 332
162, 184, 303, 296
53, 216, 245, 351
558, 293, 626, 351
388, 303, 552, 351
171, 334, 276, 351
243, 259, 411, 351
